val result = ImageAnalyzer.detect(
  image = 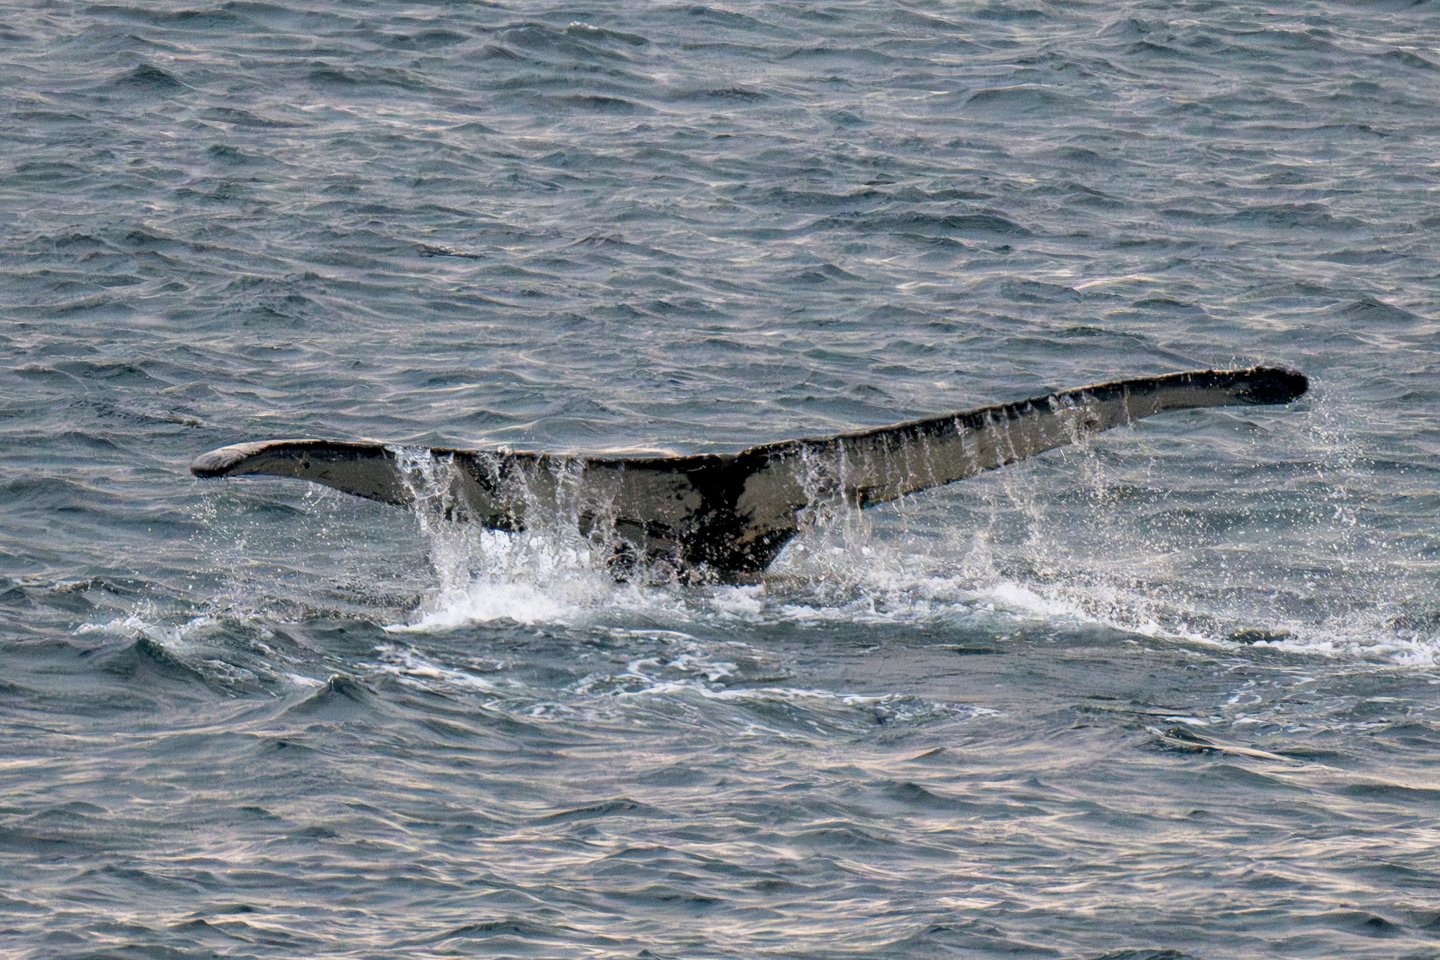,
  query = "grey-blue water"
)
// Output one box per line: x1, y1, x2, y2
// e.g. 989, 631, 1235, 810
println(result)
4, 1, 1440, 957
